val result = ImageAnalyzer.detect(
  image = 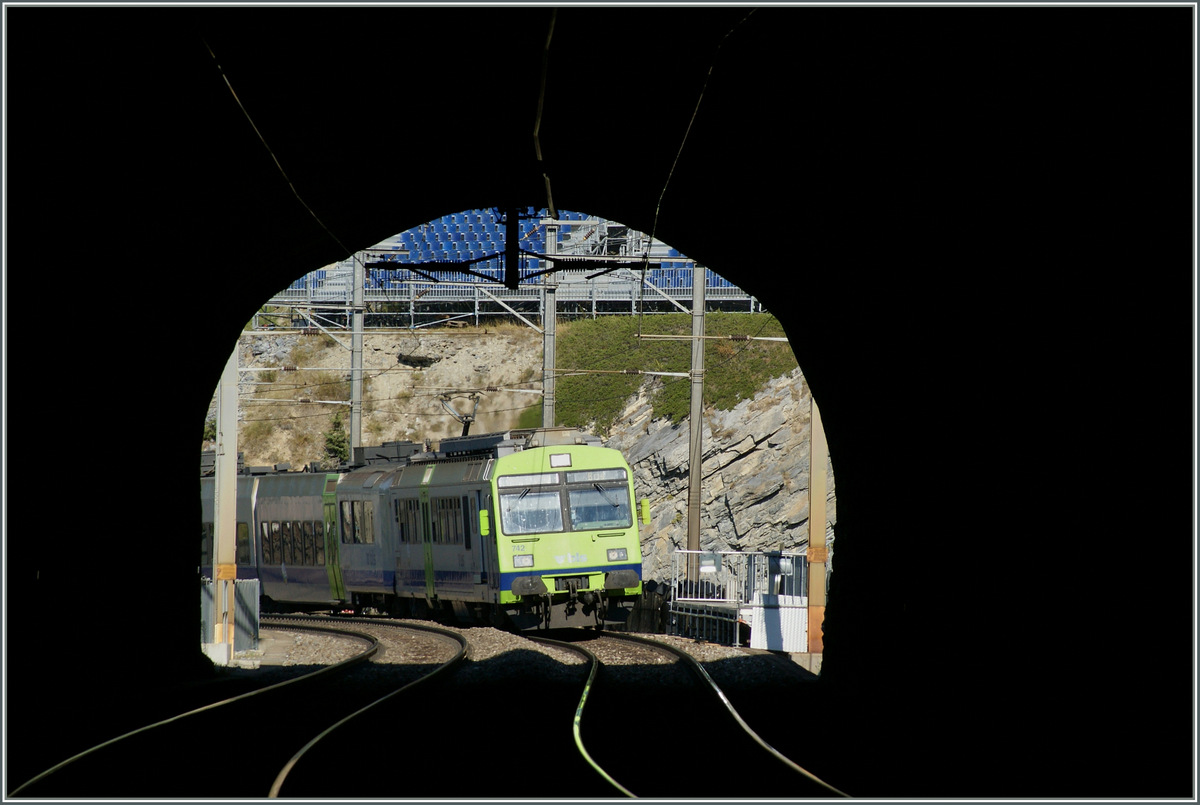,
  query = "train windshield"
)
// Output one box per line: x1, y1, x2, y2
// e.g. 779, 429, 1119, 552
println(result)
499, 489, 564, 535
567, 485, 632, 530
497, 467, 632, 535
